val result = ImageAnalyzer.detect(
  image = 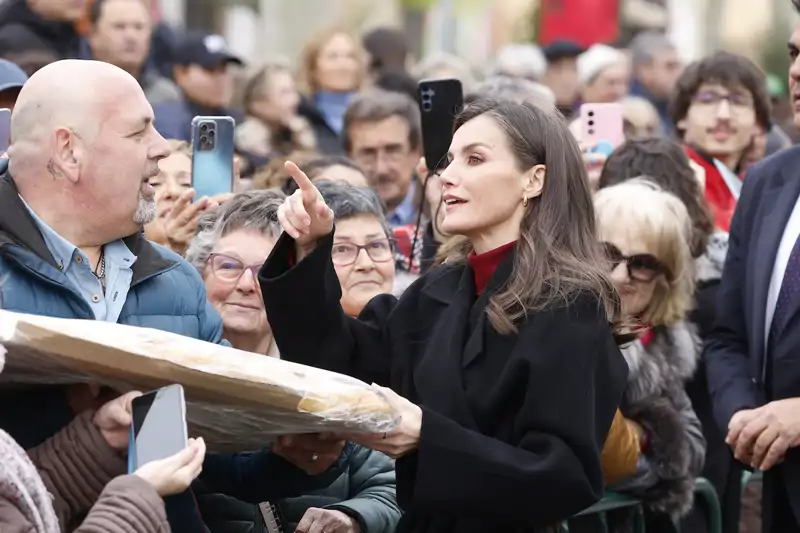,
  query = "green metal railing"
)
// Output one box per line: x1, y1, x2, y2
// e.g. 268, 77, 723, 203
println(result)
561, 477, 721, 533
